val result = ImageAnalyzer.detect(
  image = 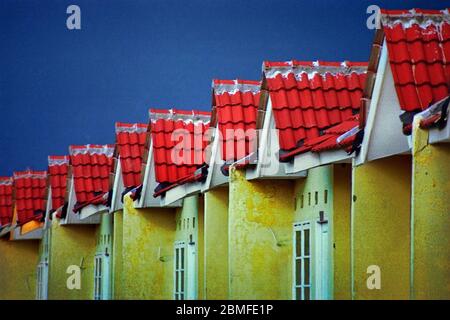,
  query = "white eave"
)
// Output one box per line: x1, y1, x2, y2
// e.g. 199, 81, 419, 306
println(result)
286, 148, 353, 174
59, 176, 101, 225
137, 139, 182, 208
429, 122, 450, 144
110, 157, 125, 212
246, 97, 307, 180
201, 126, 228, 192
355, 40, 411, 166
11, 224, 43, 240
